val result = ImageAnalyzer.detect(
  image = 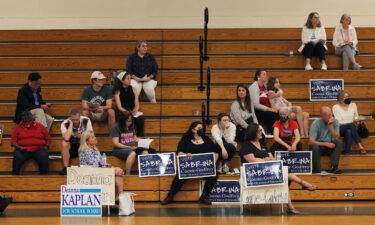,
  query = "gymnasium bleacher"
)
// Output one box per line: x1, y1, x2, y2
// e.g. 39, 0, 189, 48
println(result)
0, 28, 374, 203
